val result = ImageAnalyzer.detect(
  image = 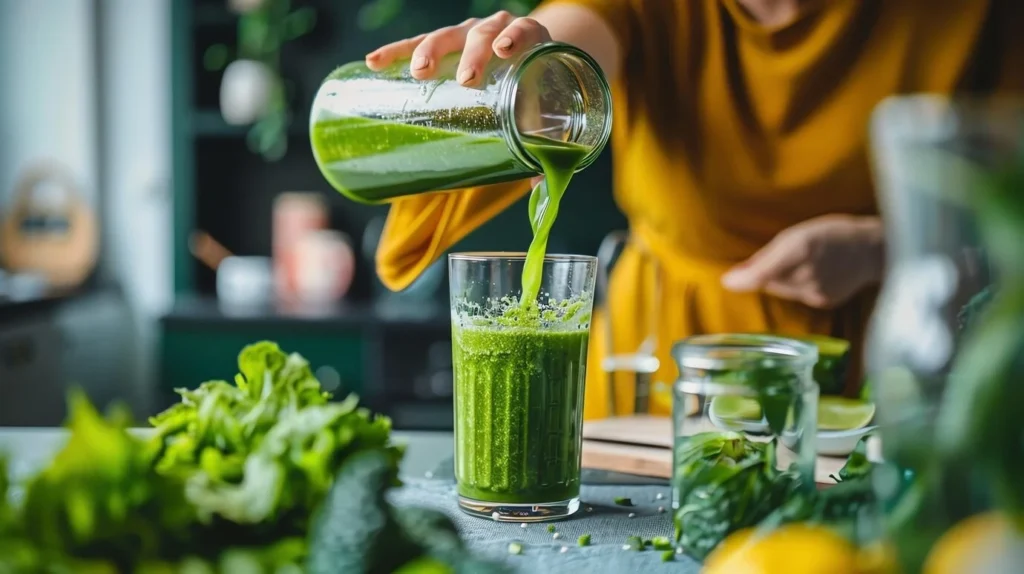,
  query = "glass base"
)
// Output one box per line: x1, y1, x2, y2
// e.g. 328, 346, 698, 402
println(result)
458, 496, 580, 522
